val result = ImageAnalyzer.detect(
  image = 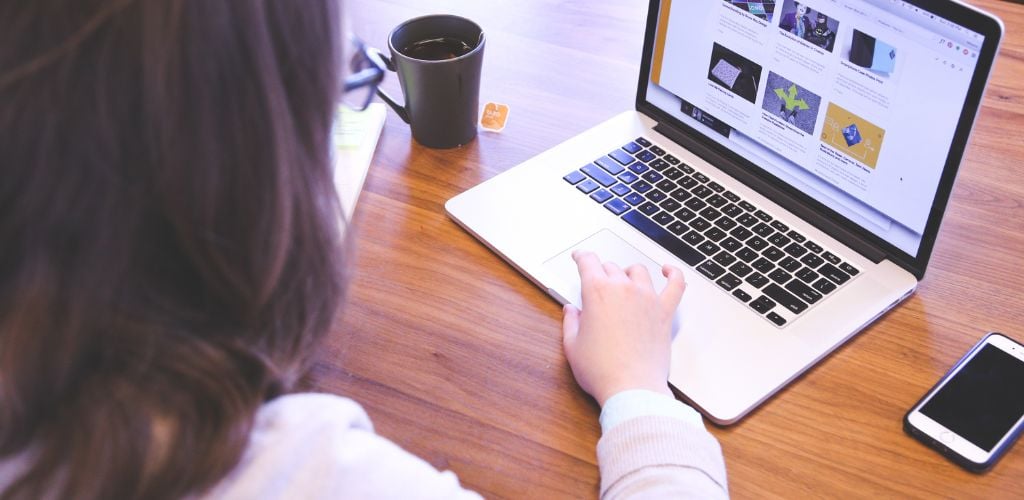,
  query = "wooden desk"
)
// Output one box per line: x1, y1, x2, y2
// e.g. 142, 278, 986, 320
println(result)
308, 1, 1024, 497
